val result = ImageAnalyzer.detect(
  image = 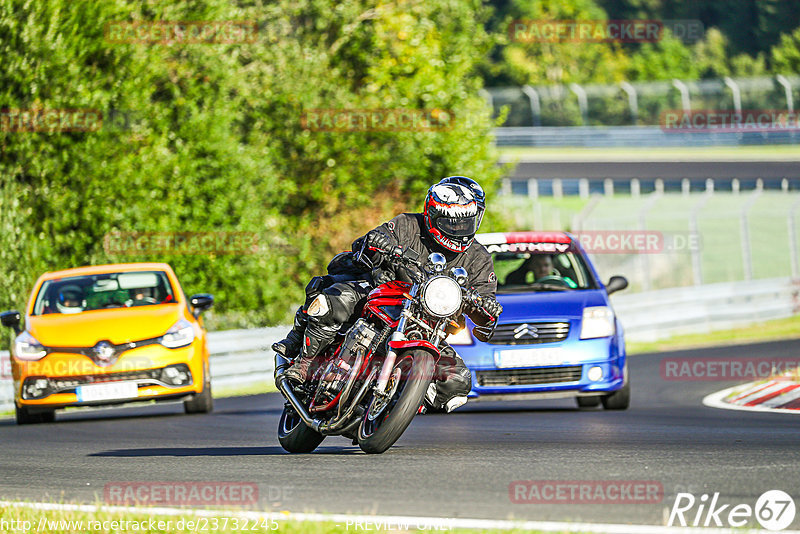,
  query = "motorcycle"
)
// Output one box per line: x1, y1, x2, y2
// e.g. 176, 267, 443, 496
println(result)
274, 244, 497, 454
